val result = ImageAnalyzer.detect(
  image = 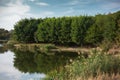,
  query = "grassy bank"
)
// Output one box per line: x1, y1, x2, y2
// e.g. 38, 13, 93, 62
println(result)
10, 43, 120, 56
69, 50, 120, 79
43, 50, 120, 80
13, 43, 57, 53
